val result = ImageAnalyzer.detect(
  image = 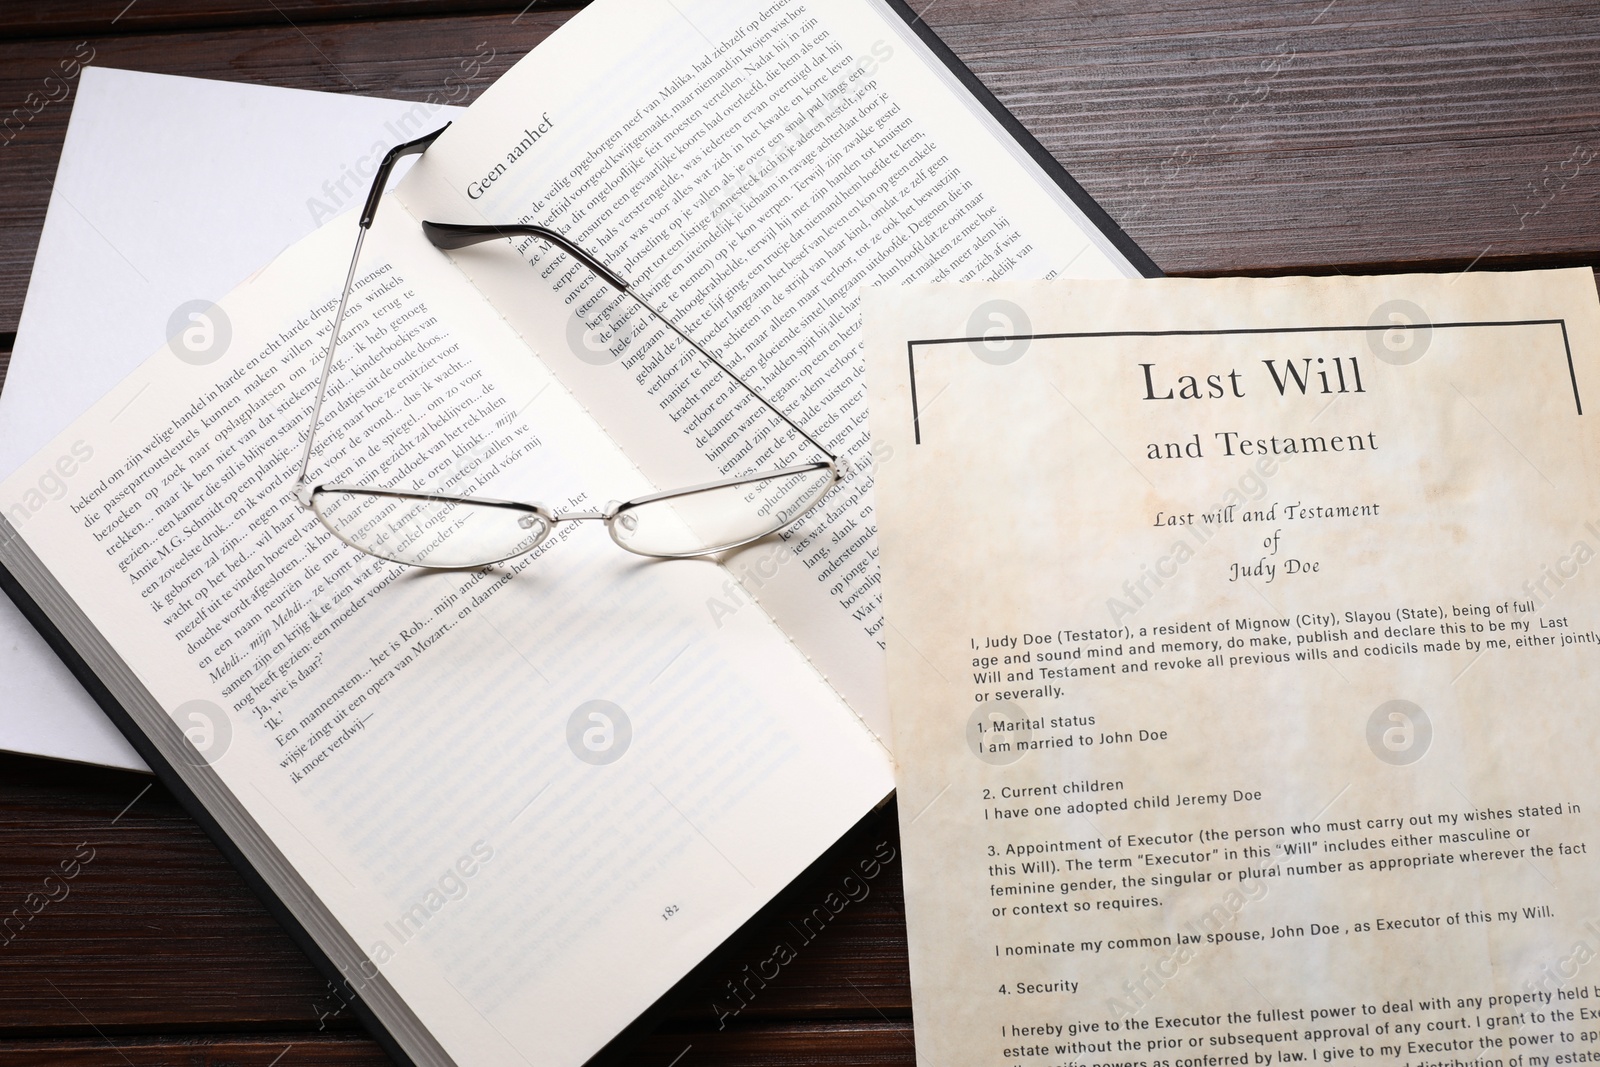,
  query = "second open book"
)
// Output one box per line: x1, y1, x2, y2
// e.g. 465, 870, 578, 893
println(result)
0, 0, 1147, 1063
